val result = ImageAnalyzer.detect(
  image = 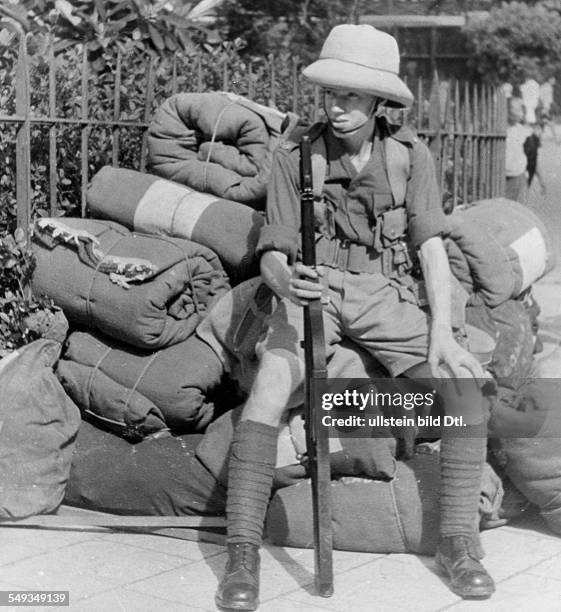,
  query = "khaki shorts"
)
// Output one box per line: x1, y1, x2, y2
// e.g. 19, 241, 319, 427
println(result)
196, 275, 390, 402
258, 267, 430, 378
